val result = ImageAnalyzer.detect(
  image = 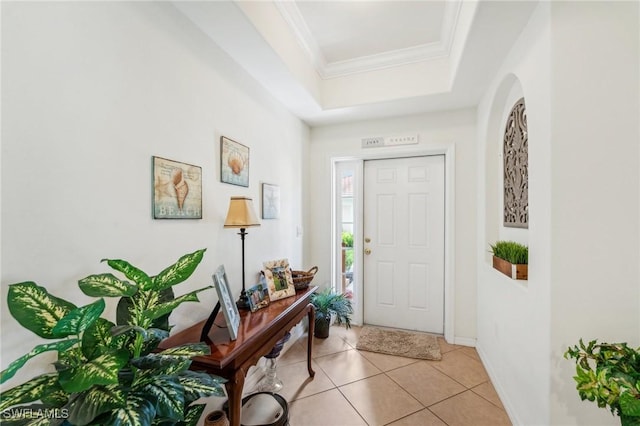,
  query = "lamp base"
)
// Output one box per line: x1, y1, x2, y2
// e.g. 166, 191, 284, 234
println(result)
236, 290, 251, 310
